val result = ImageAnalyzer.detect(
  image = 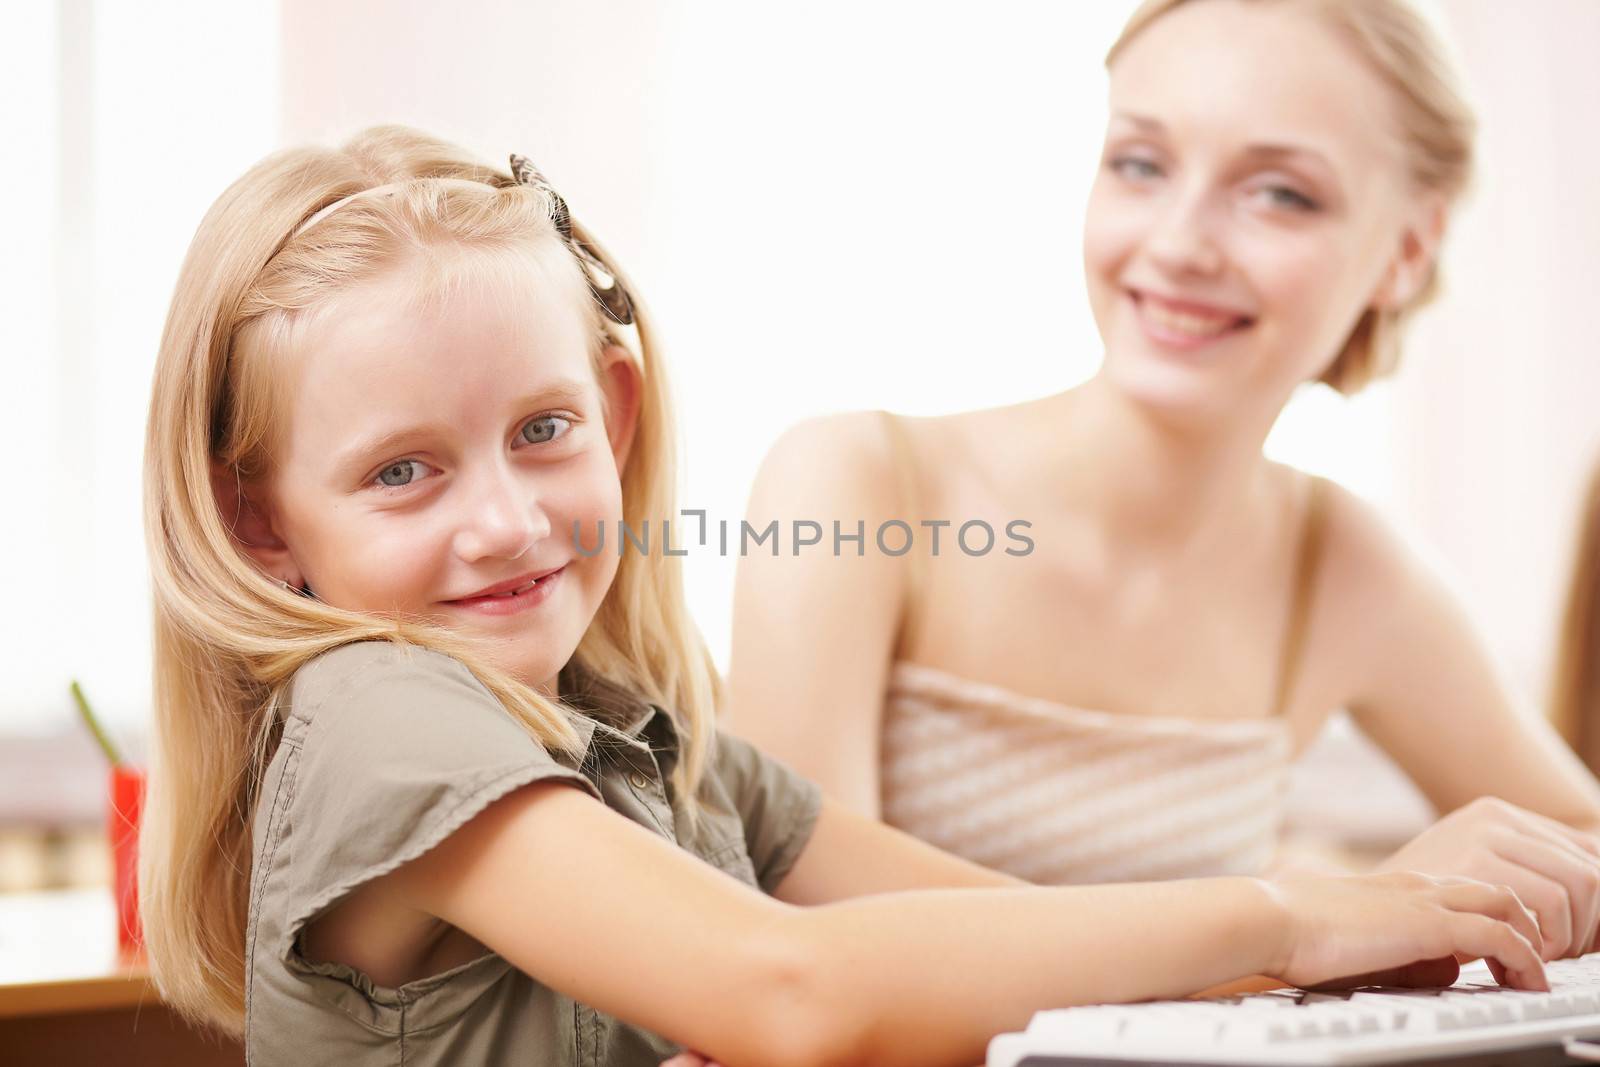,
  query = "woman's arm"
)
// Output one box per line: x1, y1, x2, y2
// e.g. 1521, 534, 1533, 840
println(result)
1325, 483, 1600, 954
772, 795, 1024, 904
727, 413, 910, 818
1334, 486, 1600, 822
388, 779, 1546, 1067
